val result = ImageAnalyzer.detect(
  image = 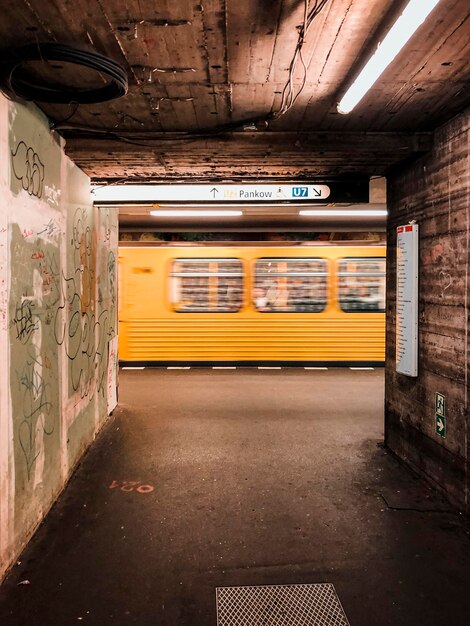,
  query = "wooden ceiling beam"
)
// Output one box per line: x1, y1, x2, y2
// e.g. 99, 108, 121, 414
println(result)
62, 130, 433, 182
64, 130, 433, 153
